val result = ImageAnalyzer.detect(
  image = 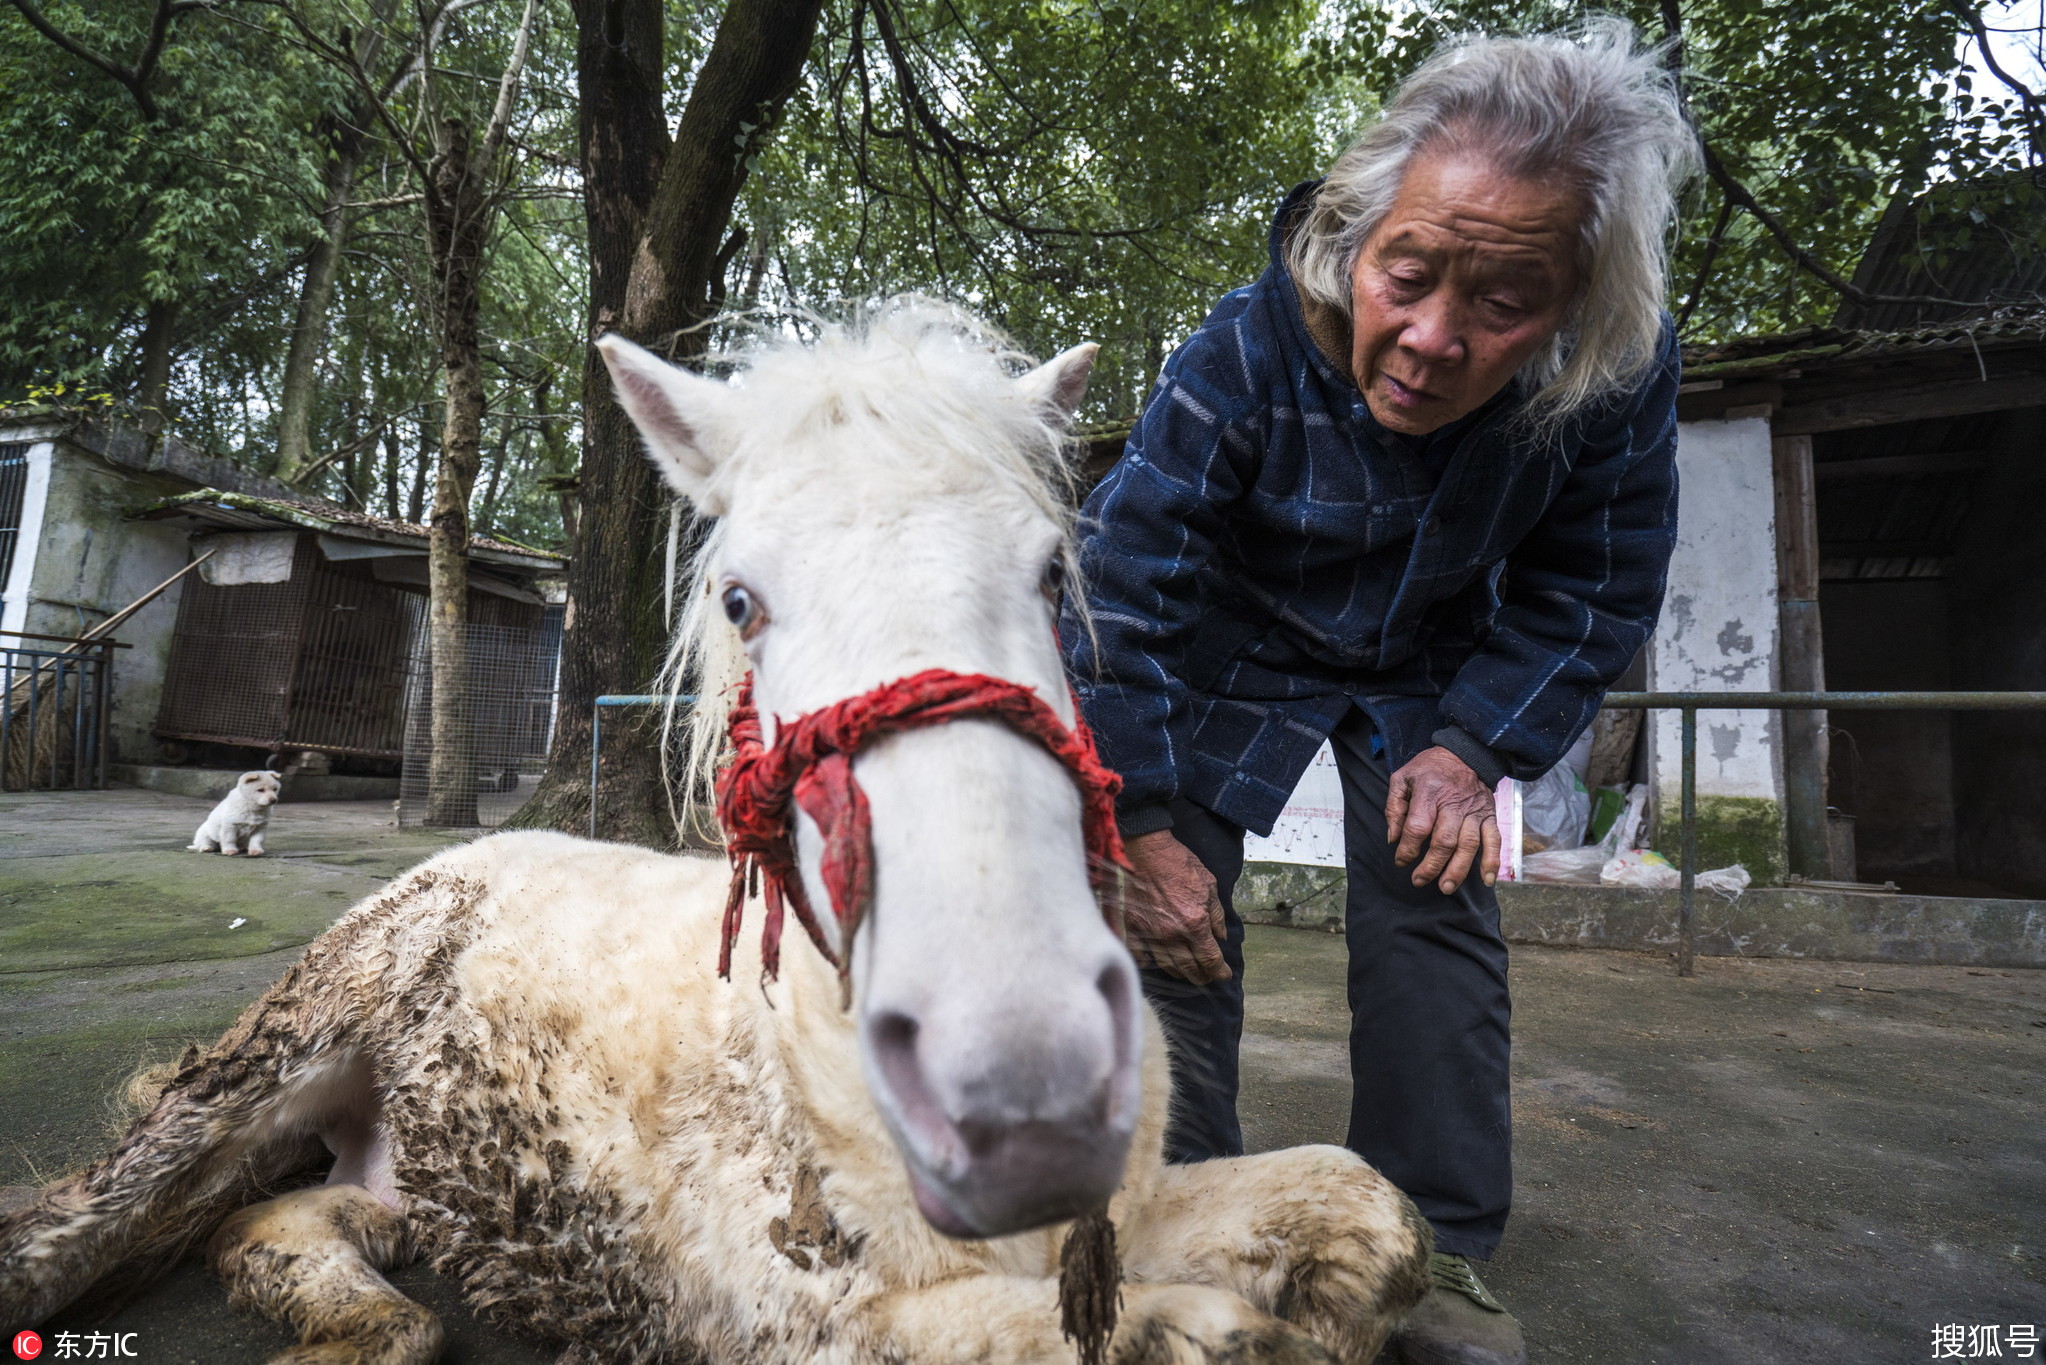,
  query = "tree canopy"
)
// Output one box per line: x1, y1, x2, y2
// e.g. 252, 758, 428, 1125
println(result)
2, 0, 2041, 554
